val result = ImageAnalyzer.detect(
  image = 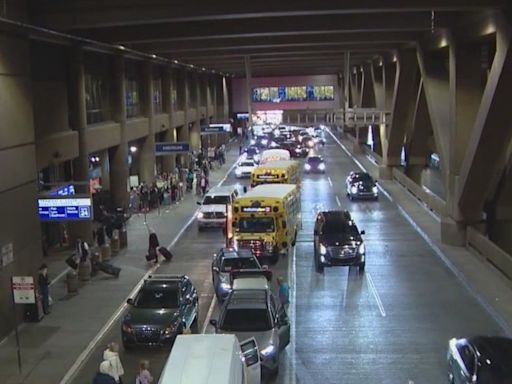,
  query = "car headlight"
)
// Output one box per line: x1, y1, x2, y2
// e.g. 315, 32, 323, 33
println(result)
235, 168, 242, 175
320, 244, 327, 255
318, 163, 326, 170
358, 243, 365, 254
304, 164, 311, 171
350, 185, 358, 193
164, 325, 176, 335
261, 139, 268, 145
220, 282, 231, 291
197, 212, 204, 219
250, 139, 256, 145
122, 323, 133, 334
260, 344, 276, 357
372, 186, 378, 194
295, 148, 301, 152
